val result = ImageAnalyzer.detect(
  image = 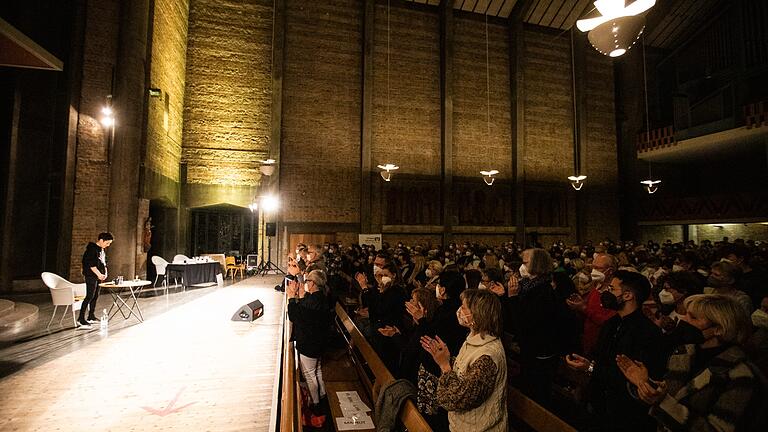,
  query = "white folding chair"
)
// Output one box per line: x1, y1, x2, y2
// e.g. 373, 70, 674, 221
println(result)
41, 272, 86, 328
